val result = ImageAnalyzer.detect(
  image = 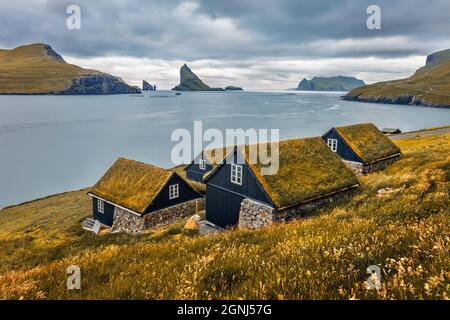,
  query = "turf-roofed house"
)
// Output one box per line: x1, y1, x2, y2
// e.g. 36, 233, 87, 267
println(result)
203, 138, 359, 229
185, 147, 234, 183
322, 123, 402, 175
87, 158, 202, 233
